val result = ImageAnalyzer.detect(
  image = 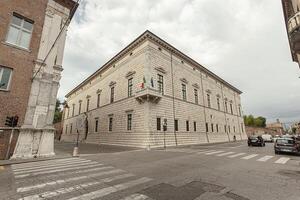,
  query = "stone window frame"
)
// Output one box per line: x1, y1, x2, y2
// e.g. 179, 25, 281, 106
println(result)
181, 83, 187, 101
96, 89, 102, 108
86, 95, 91, 112
186, 120, 189, 132
94, 117, 99, 133
157, 74, 164, 95
156, 117, 161, 131
108, 114, 113, 132
193, 121, 197, 132
5, 12, 34, 50
126, 111, 133, 131
216, 94, 221, 111
174, 119, 179, 132
0, 65, 13, 91
109, 81, 116, 103
78, 100, 82, 114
